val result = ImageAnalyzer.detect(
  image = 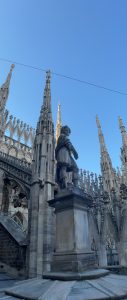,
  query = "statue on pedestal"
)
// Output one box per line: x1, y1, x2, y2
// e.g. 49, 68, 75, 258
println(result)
55, 125, 79, 189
